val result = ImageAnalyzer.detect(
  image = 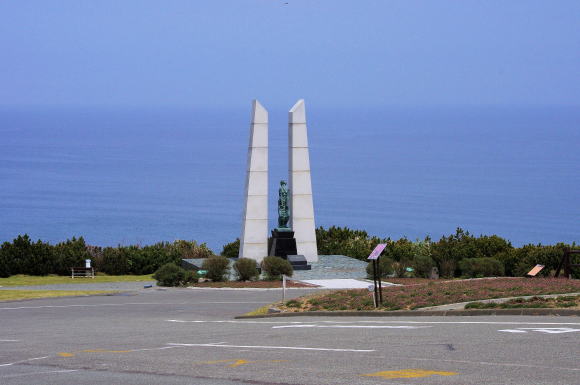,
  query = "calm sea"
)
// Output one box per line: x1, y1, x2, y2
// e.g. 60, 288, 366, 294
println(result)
1, 105, 578, 252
